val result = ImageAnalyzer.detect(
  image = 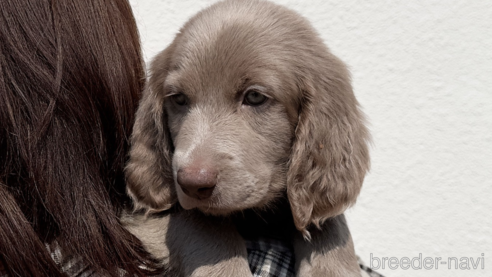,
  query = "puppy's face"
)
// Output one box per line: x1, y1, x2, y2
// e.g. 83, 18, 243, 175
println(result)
163, 33, 299, 214
127, 0, 370, 233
